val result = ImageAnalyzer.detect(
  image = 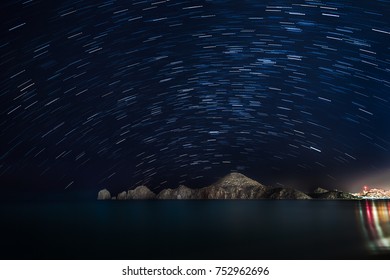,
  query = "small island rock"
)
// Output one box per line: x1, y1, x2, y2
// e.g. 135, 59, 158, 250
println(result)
117, 191, 127, 200
97, 189, 111, 200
